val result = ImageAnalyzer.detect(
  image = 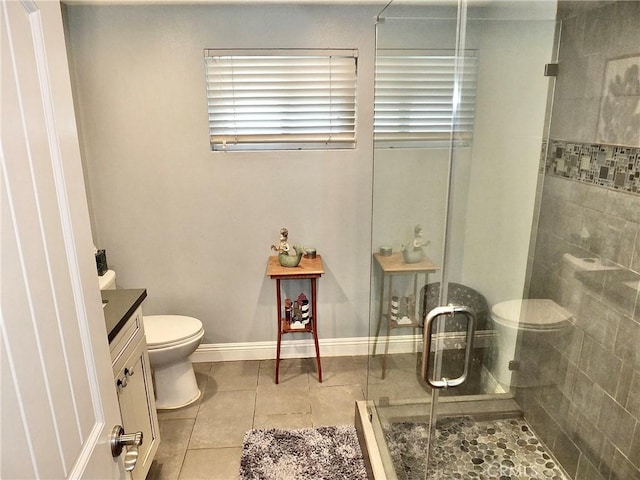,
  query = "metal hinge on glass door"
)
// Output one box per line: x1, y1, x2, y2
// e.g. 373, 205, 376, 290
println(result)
421, 305, 475, 389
